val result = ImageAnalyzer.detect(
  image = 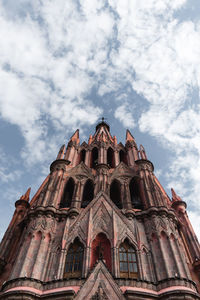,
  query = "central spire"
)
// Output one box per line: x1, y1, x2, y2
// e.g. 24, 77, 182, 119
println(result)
96, 117, 110, 132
